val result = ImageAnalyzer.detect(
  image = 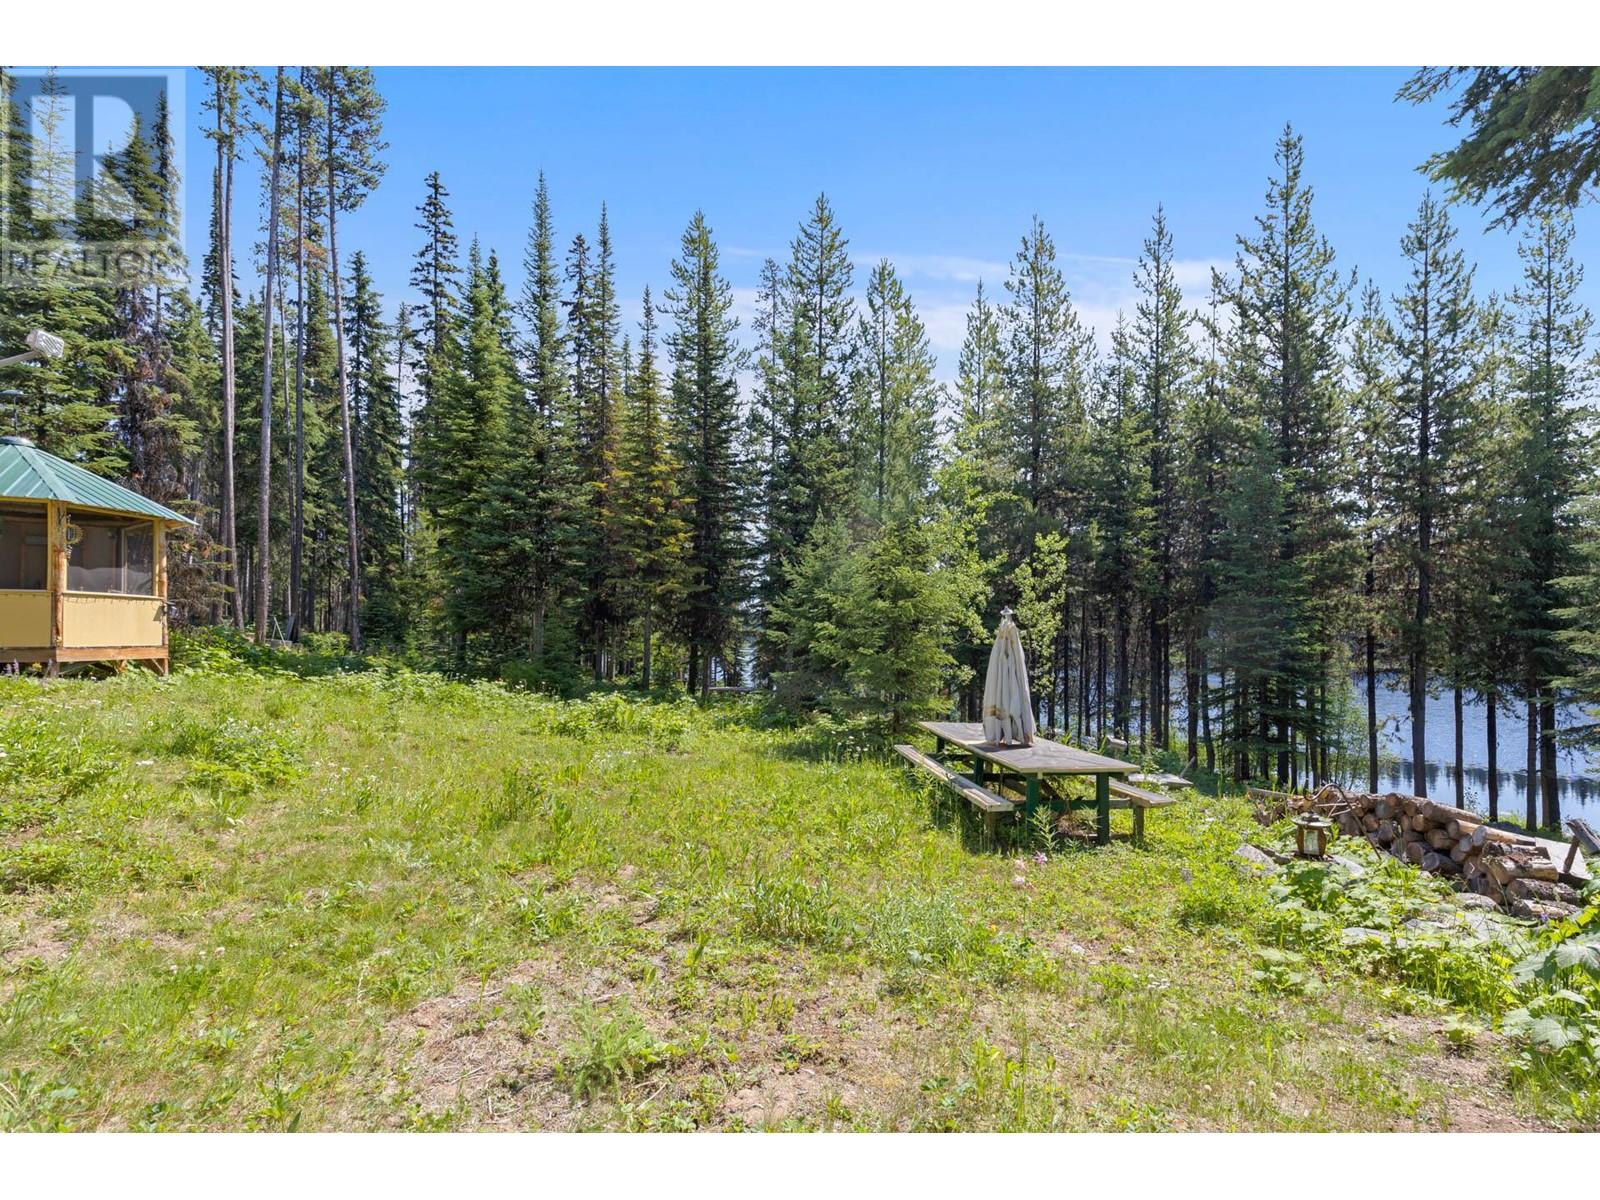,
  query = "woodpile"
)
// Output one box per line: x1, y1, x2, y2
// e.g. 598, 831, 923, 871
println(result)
1300, 787, 1588, 922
